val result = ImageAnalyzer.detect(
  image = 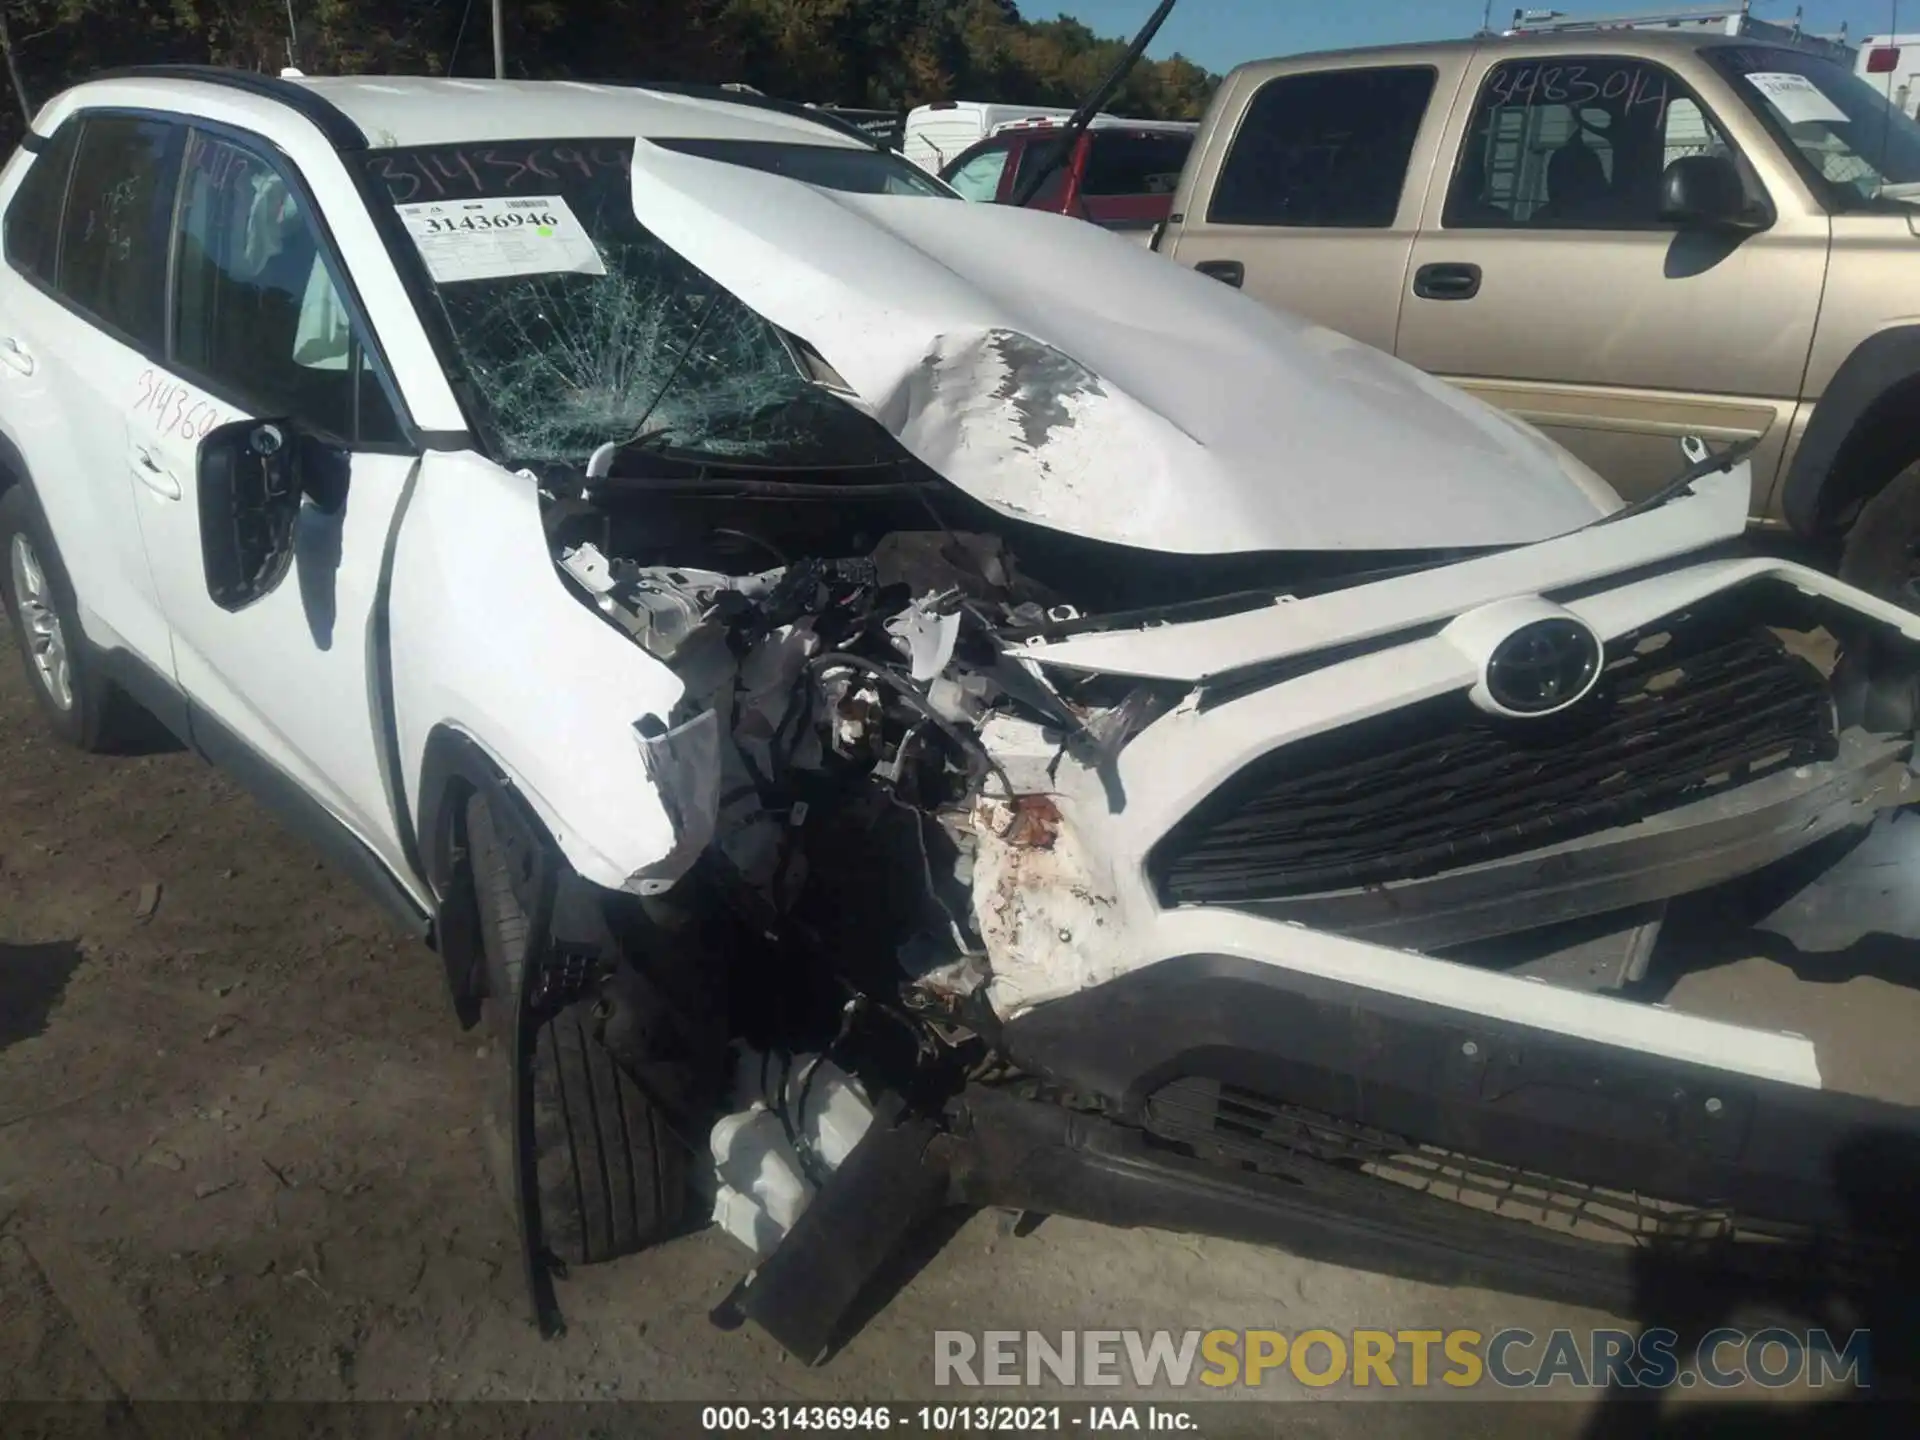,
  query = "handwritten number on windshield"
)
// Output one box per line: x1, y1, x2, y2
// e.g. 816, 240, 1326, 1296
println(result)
1486, 61, 1672, 122
370, 143, 631, 203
